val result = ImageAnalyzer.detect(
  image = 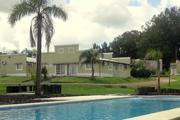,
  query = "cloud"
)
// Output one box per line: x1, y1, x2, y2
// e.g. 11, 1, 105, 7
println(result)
0, 0, 175, 53
169, 0, 180, 6
0, 0, 21, 13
